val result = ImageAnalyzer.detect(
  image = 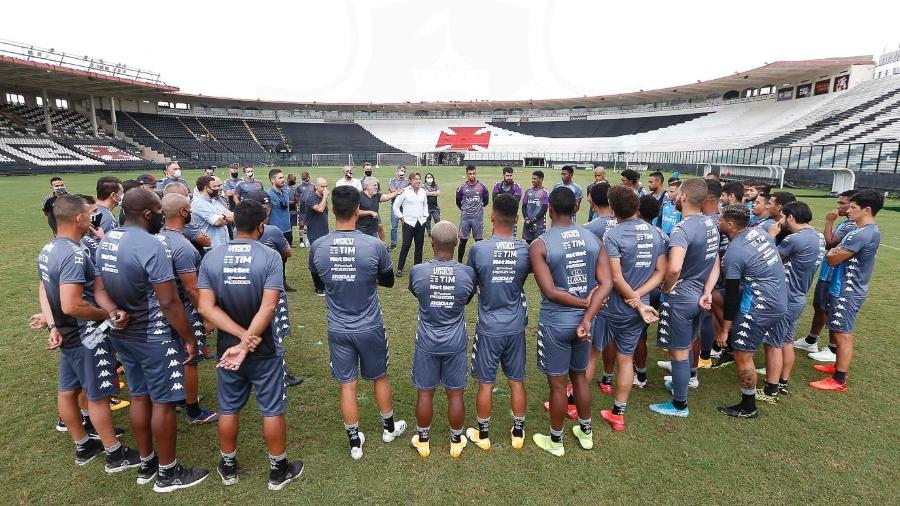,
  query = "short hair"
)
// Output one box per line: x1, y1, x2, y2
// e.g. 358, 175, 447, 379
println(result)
638, 194, 661, 223
268, 168, 282, 181
196, 175, 215, 192
648, 171, 663, 182
229, 162, 240, 170
743, 179, 758, 187
502, 166, 513, 175
838, 189, 859, 198
431, 220, 458, 250
161, 193, 189, 218
234, 199, 267, 233
620, 169, 640, 183
607, 185, 640, 220
363, 162, 372, 167
667, 178, 682, 187
849, 189, 884, 216
331, 185, 360, 220
165, 161, 179, 171
590, 181, 611, 207
720, 204, 751, 228
560, 165, 574, 175
782, 201, 812, 224
465, 165, 477, 173
756, 192, 771, 202
549, 186, 576, 216
243, 165, 254, 172
754, 183, 772, 194
681, 179, 707, 207
706, 179, 723, 198
722, 181, 744, 200
122, 188, 160, 219
50, 176, 63, 185
532, 170, 545, 180
164, 183, 189, 196
77, 193, 95, 205
96, 176, 122, 200
771, 191, 796, 208
122, 179, 141, 194
53, 194, 87, 223
492, 193, 519, 226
